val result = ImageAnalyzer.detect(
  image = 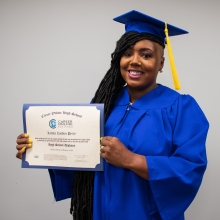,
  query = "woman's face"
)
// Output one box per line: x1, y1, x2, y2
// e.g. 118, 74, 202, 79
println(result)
120, 39, 164, 100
